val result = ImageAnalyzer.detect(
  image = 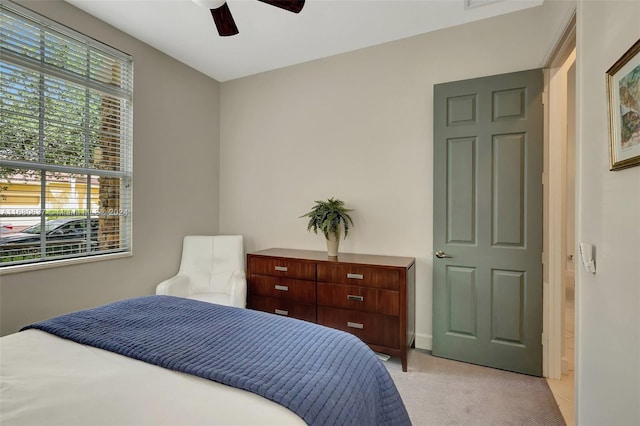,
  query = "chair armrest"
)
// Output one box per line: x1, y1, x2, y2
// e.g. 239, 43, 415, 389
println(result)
227, 269, 247, 308
156, 273, 191, 298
